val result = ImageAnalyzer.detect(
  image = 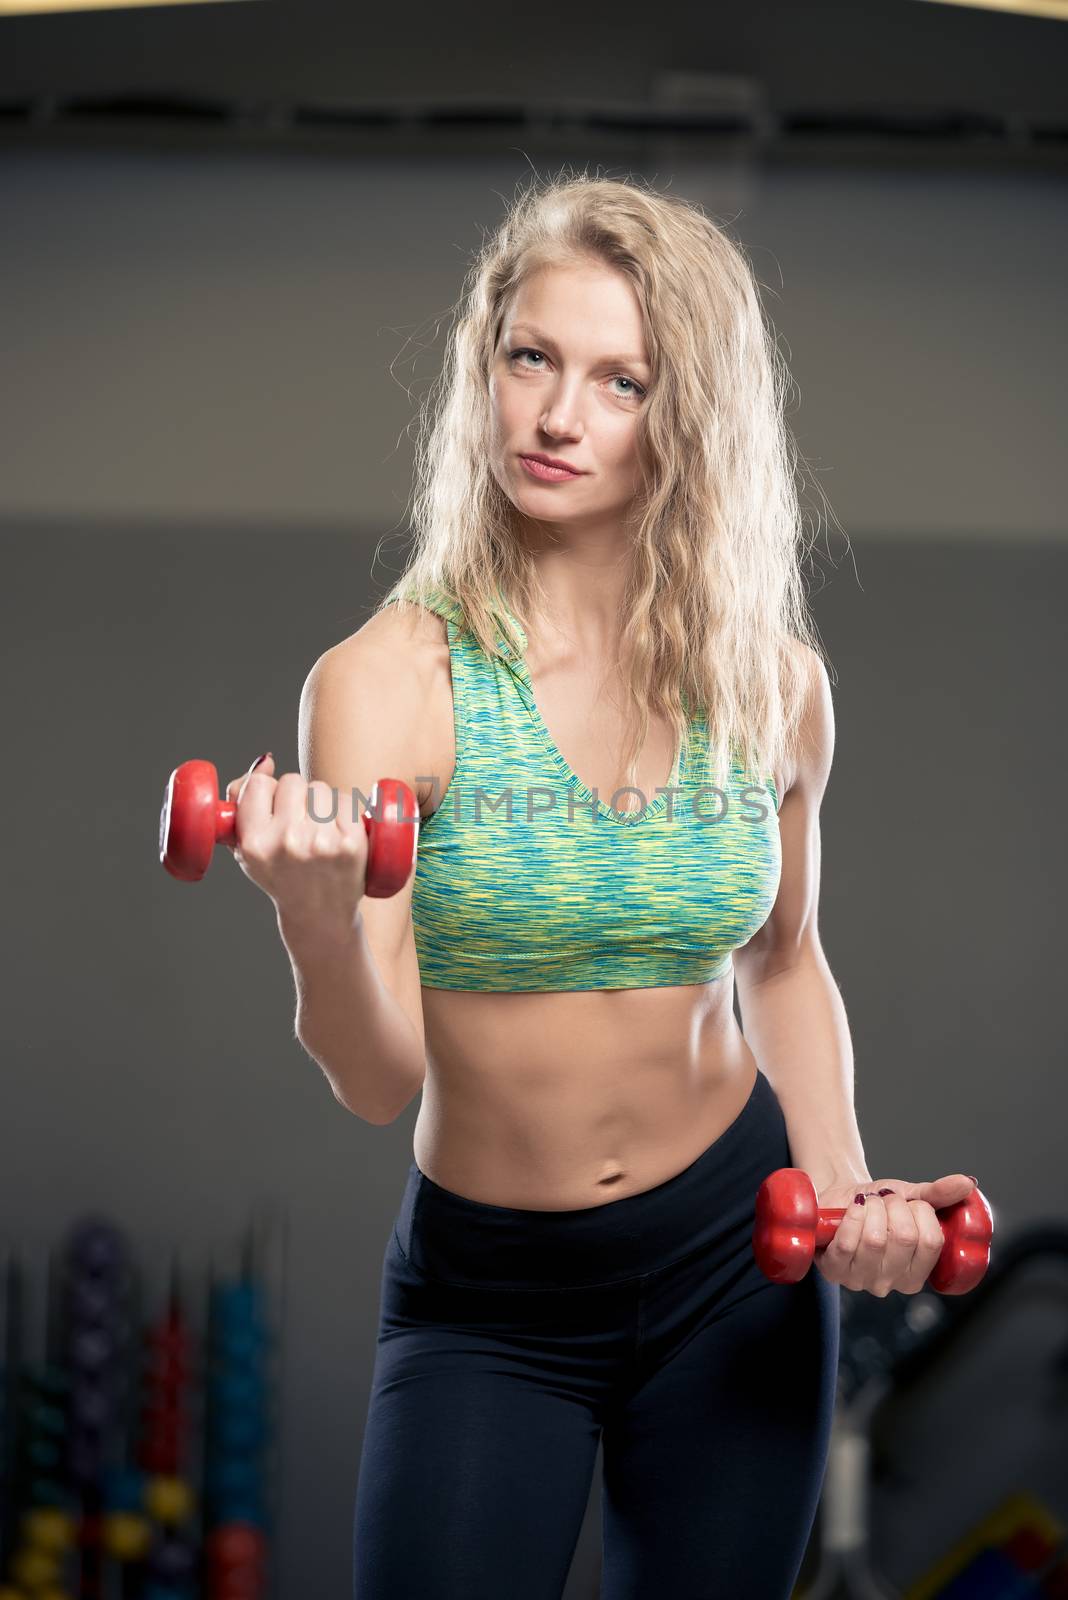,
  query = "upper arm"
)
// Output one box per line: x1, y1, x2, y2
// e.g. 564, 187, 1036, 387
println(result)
298, 606, 438, 1057
734, 644, 835, 987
